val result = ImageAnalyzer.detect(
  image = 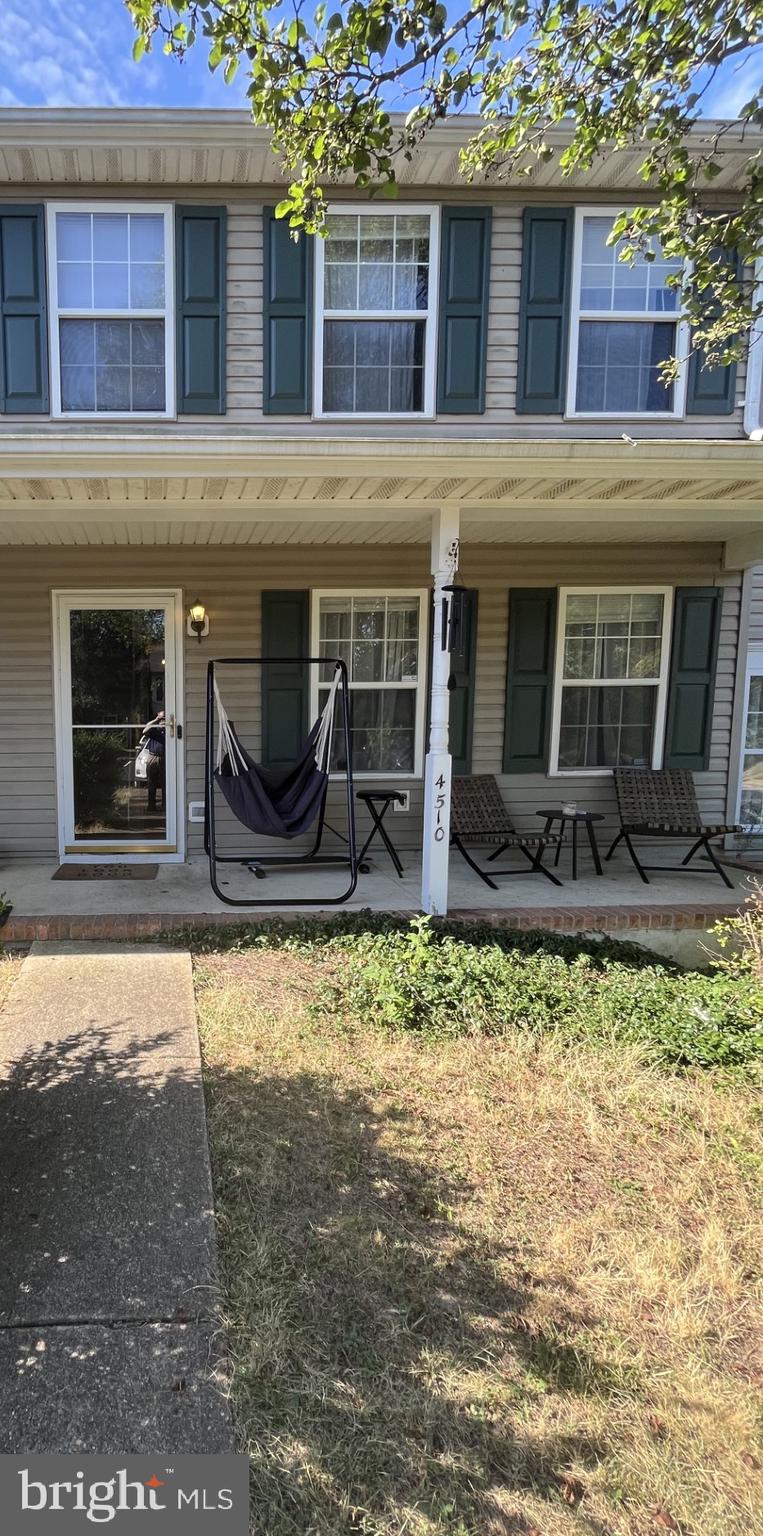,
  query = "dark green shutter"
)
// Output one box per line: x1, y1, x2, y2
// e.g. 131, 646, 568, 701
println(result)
686, 249, 738, 416
686, 350, 736, 414
503, 588, 557, 773
176, 206, 226, 414
263, 208, 312, 414
437, 207, 491, 414
0, 204, 48, 414
449, 591, 478, 773
665, 587, 722, 771
516, 208, 572, 414
261, 591, 309, 770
